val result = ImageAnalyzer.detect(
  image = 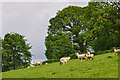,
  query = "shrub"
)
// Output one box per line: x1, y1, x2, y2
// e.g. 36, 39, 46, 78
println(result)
93, 49, 113, 55
69, 53, 77, 59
